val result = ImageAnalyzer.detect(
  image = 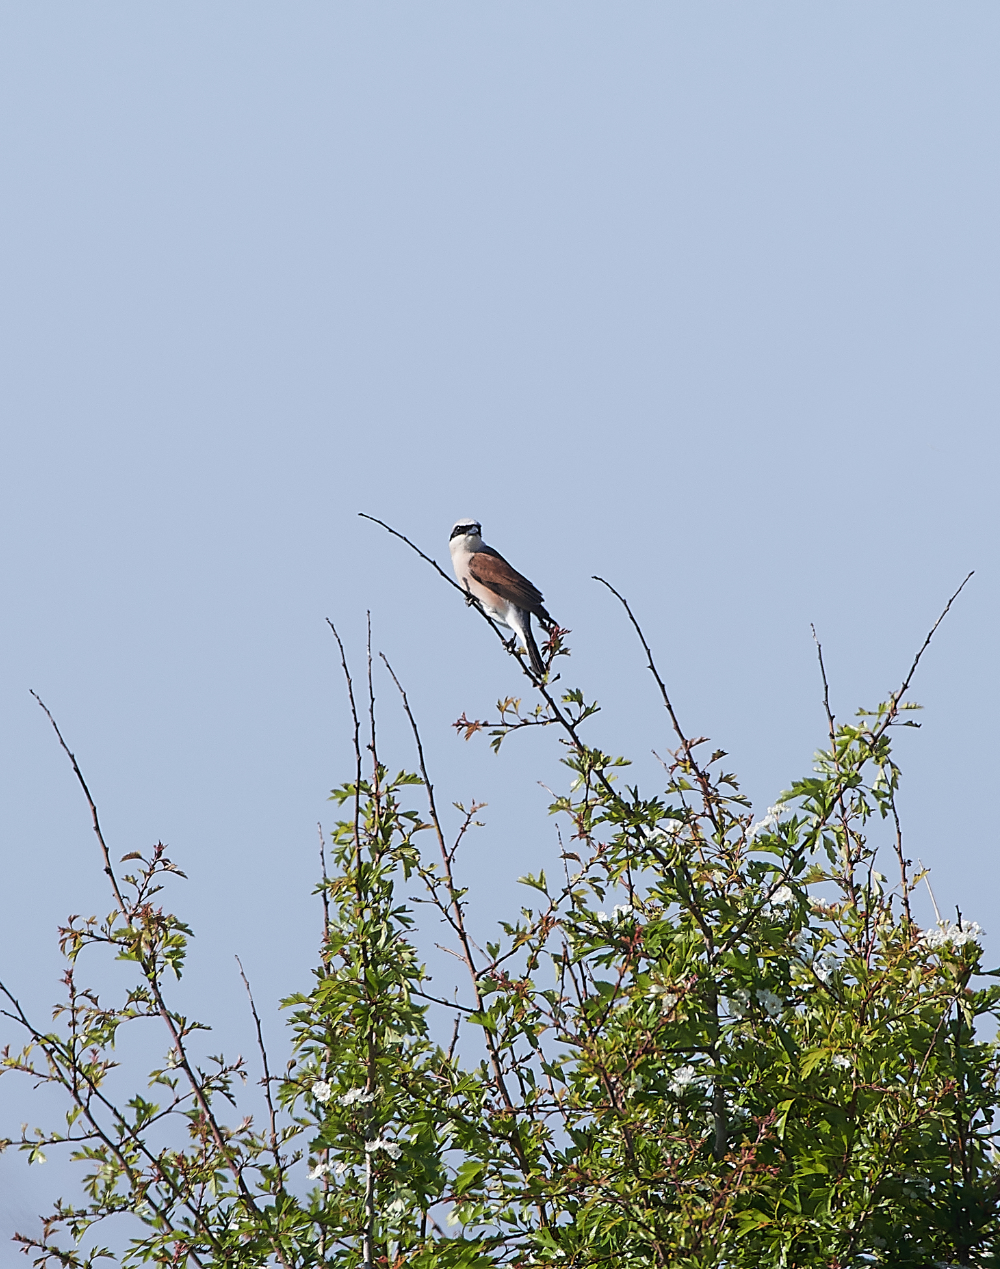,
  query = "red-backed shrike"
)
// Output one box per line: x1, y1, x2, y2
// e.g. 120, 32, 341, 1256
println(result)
449, 519, 554, 676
